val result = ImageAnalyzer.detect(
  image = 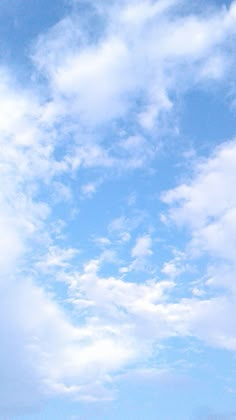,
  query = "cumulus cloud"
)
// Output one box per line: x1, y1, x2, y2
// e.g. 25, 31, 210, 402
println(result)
163, 139, 236, 263
161, 139, 236, 349
32, 0, 236, 132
